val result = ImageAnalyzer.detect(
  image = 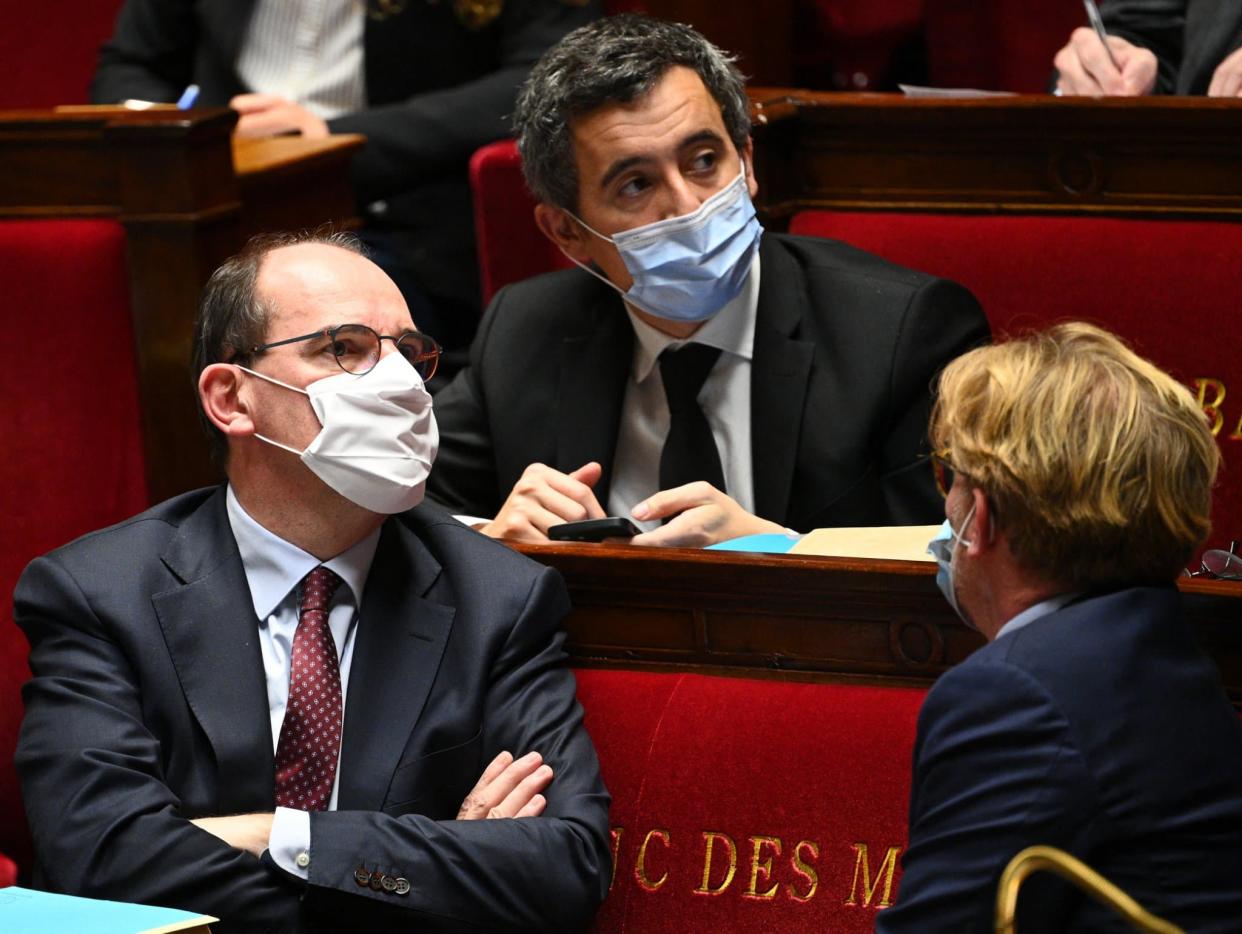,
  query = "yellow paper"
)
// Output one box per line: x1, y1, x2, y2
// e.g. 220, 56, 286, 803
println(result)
789, 526, 941, 562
